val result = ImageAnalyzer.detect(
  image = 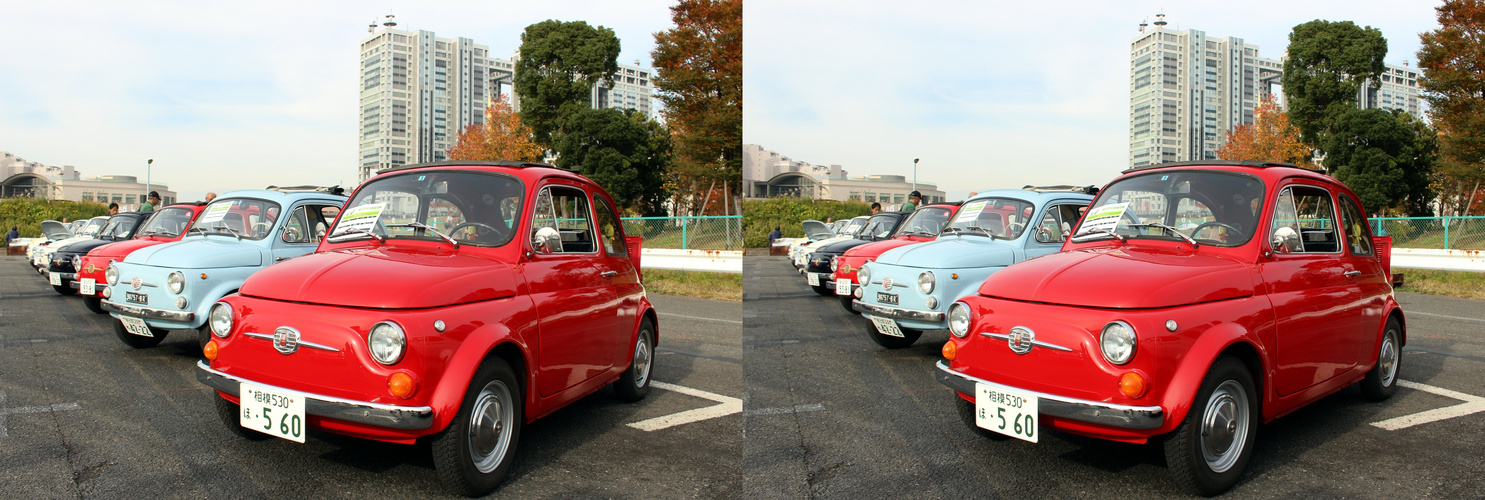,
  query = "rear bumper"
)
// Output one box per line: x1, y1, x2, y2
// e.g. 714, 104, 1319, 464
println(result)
935, 360, 1164, 430
195, 360, 434, 430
